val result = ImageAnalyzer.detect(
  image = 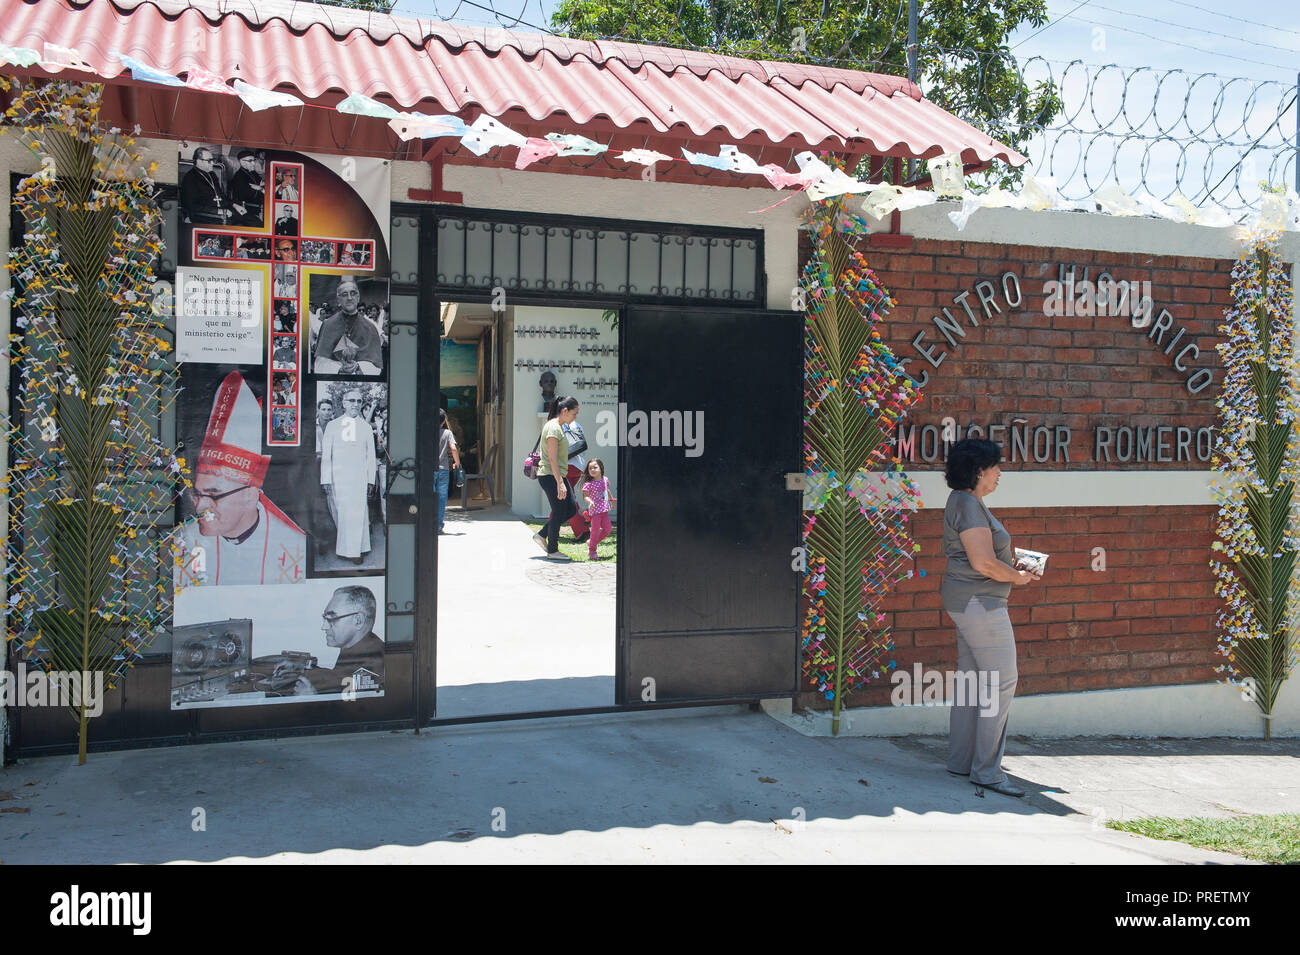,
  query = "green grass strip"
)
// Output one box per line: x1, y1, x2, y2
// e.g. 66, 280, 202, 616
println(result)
1108, 813, 1300, 864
